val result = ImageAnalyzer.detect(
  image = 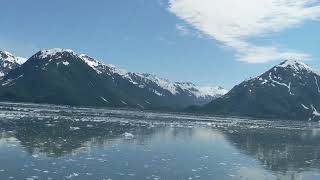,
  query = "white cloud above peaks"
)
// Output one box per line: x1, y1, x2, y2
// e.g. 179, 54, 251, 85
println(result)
168, 0, 320, 63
